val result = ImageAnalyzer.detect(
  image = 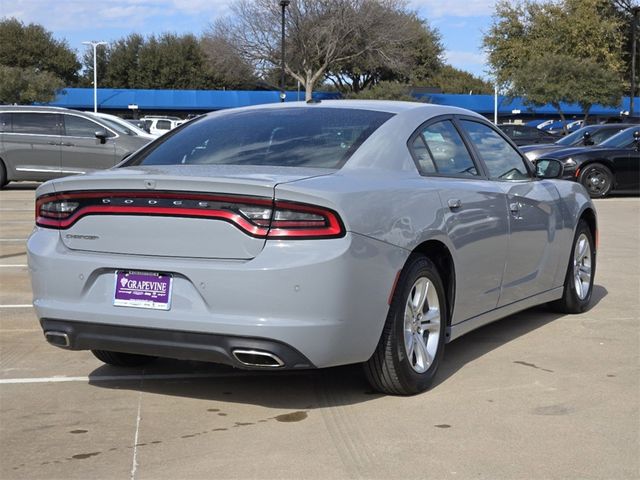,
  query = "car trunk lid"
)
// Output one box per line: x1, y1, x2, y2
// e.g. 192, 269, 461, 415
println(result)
44, 165, 333, 259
